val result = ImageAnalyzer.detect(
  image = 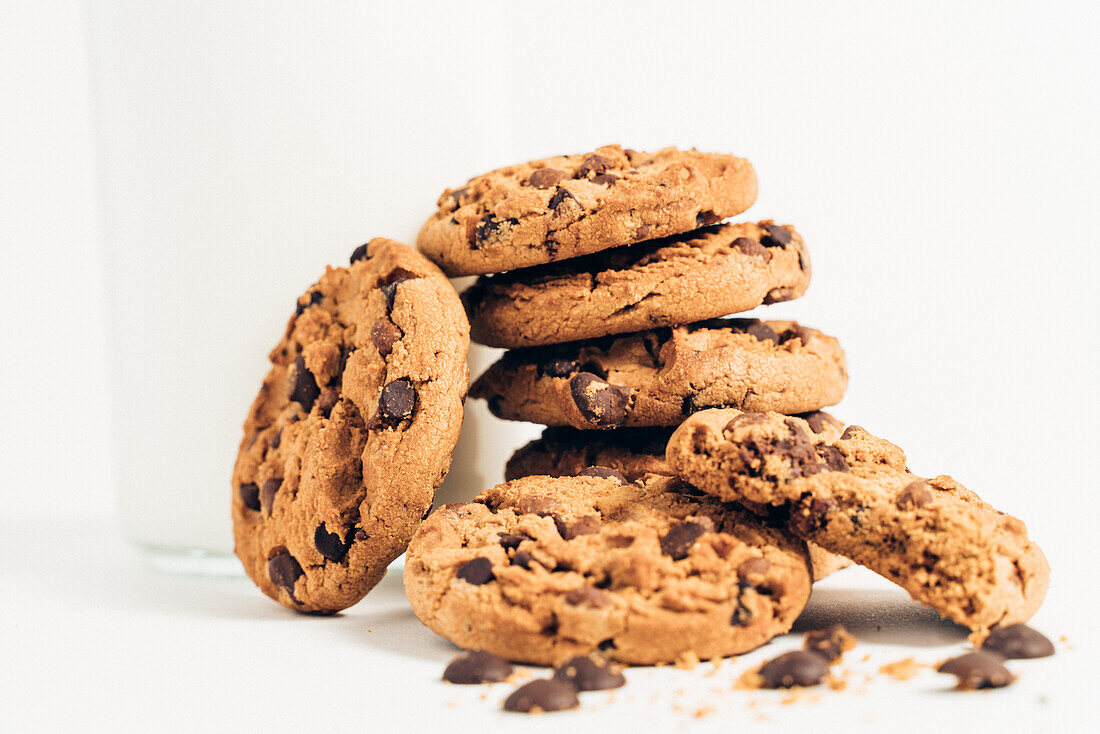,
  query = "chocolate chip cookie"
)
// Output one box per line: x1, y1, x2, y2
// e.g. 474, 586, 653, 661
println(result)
462, 221, 810, 347
666, 409, 1050, 631
403, 474, 812, 665
502, 412, 850, 582
417, 145, 758, 276
470, 319, 847, 429
232, 238, 470, 613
